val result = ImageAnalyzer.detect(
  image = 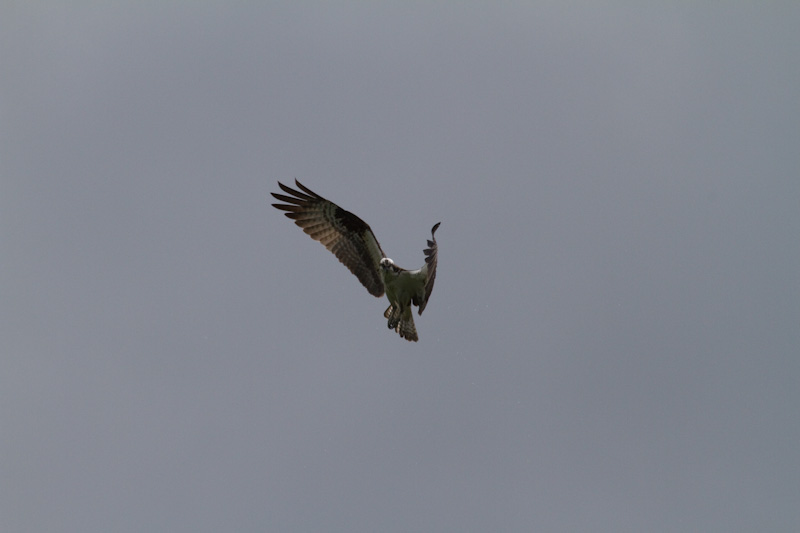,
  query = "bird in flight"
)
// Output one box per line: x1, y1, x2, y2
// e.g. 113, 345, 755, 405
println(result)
271, 180, 440, 342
